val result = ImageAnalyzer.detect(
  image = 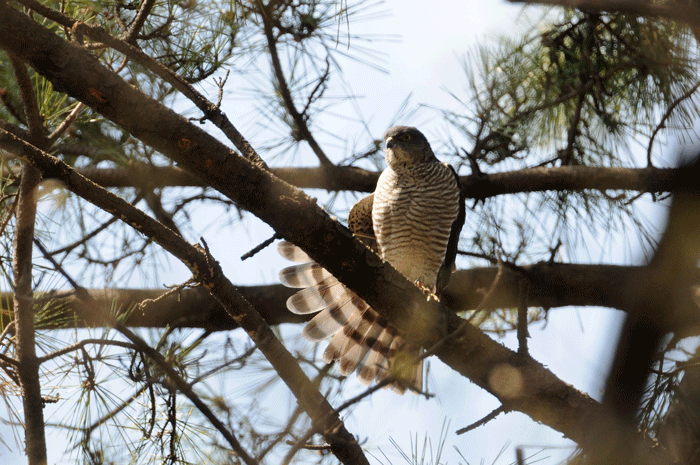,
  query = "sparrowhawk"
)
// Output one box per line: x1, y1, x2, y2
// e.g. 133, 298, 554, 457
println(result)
279, 126, 465, 393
